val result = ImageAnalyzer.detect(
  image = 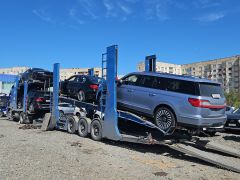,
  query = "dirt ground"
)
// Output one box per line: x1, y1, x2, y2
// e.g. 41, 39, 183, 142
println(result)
0, 117, 239, 180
